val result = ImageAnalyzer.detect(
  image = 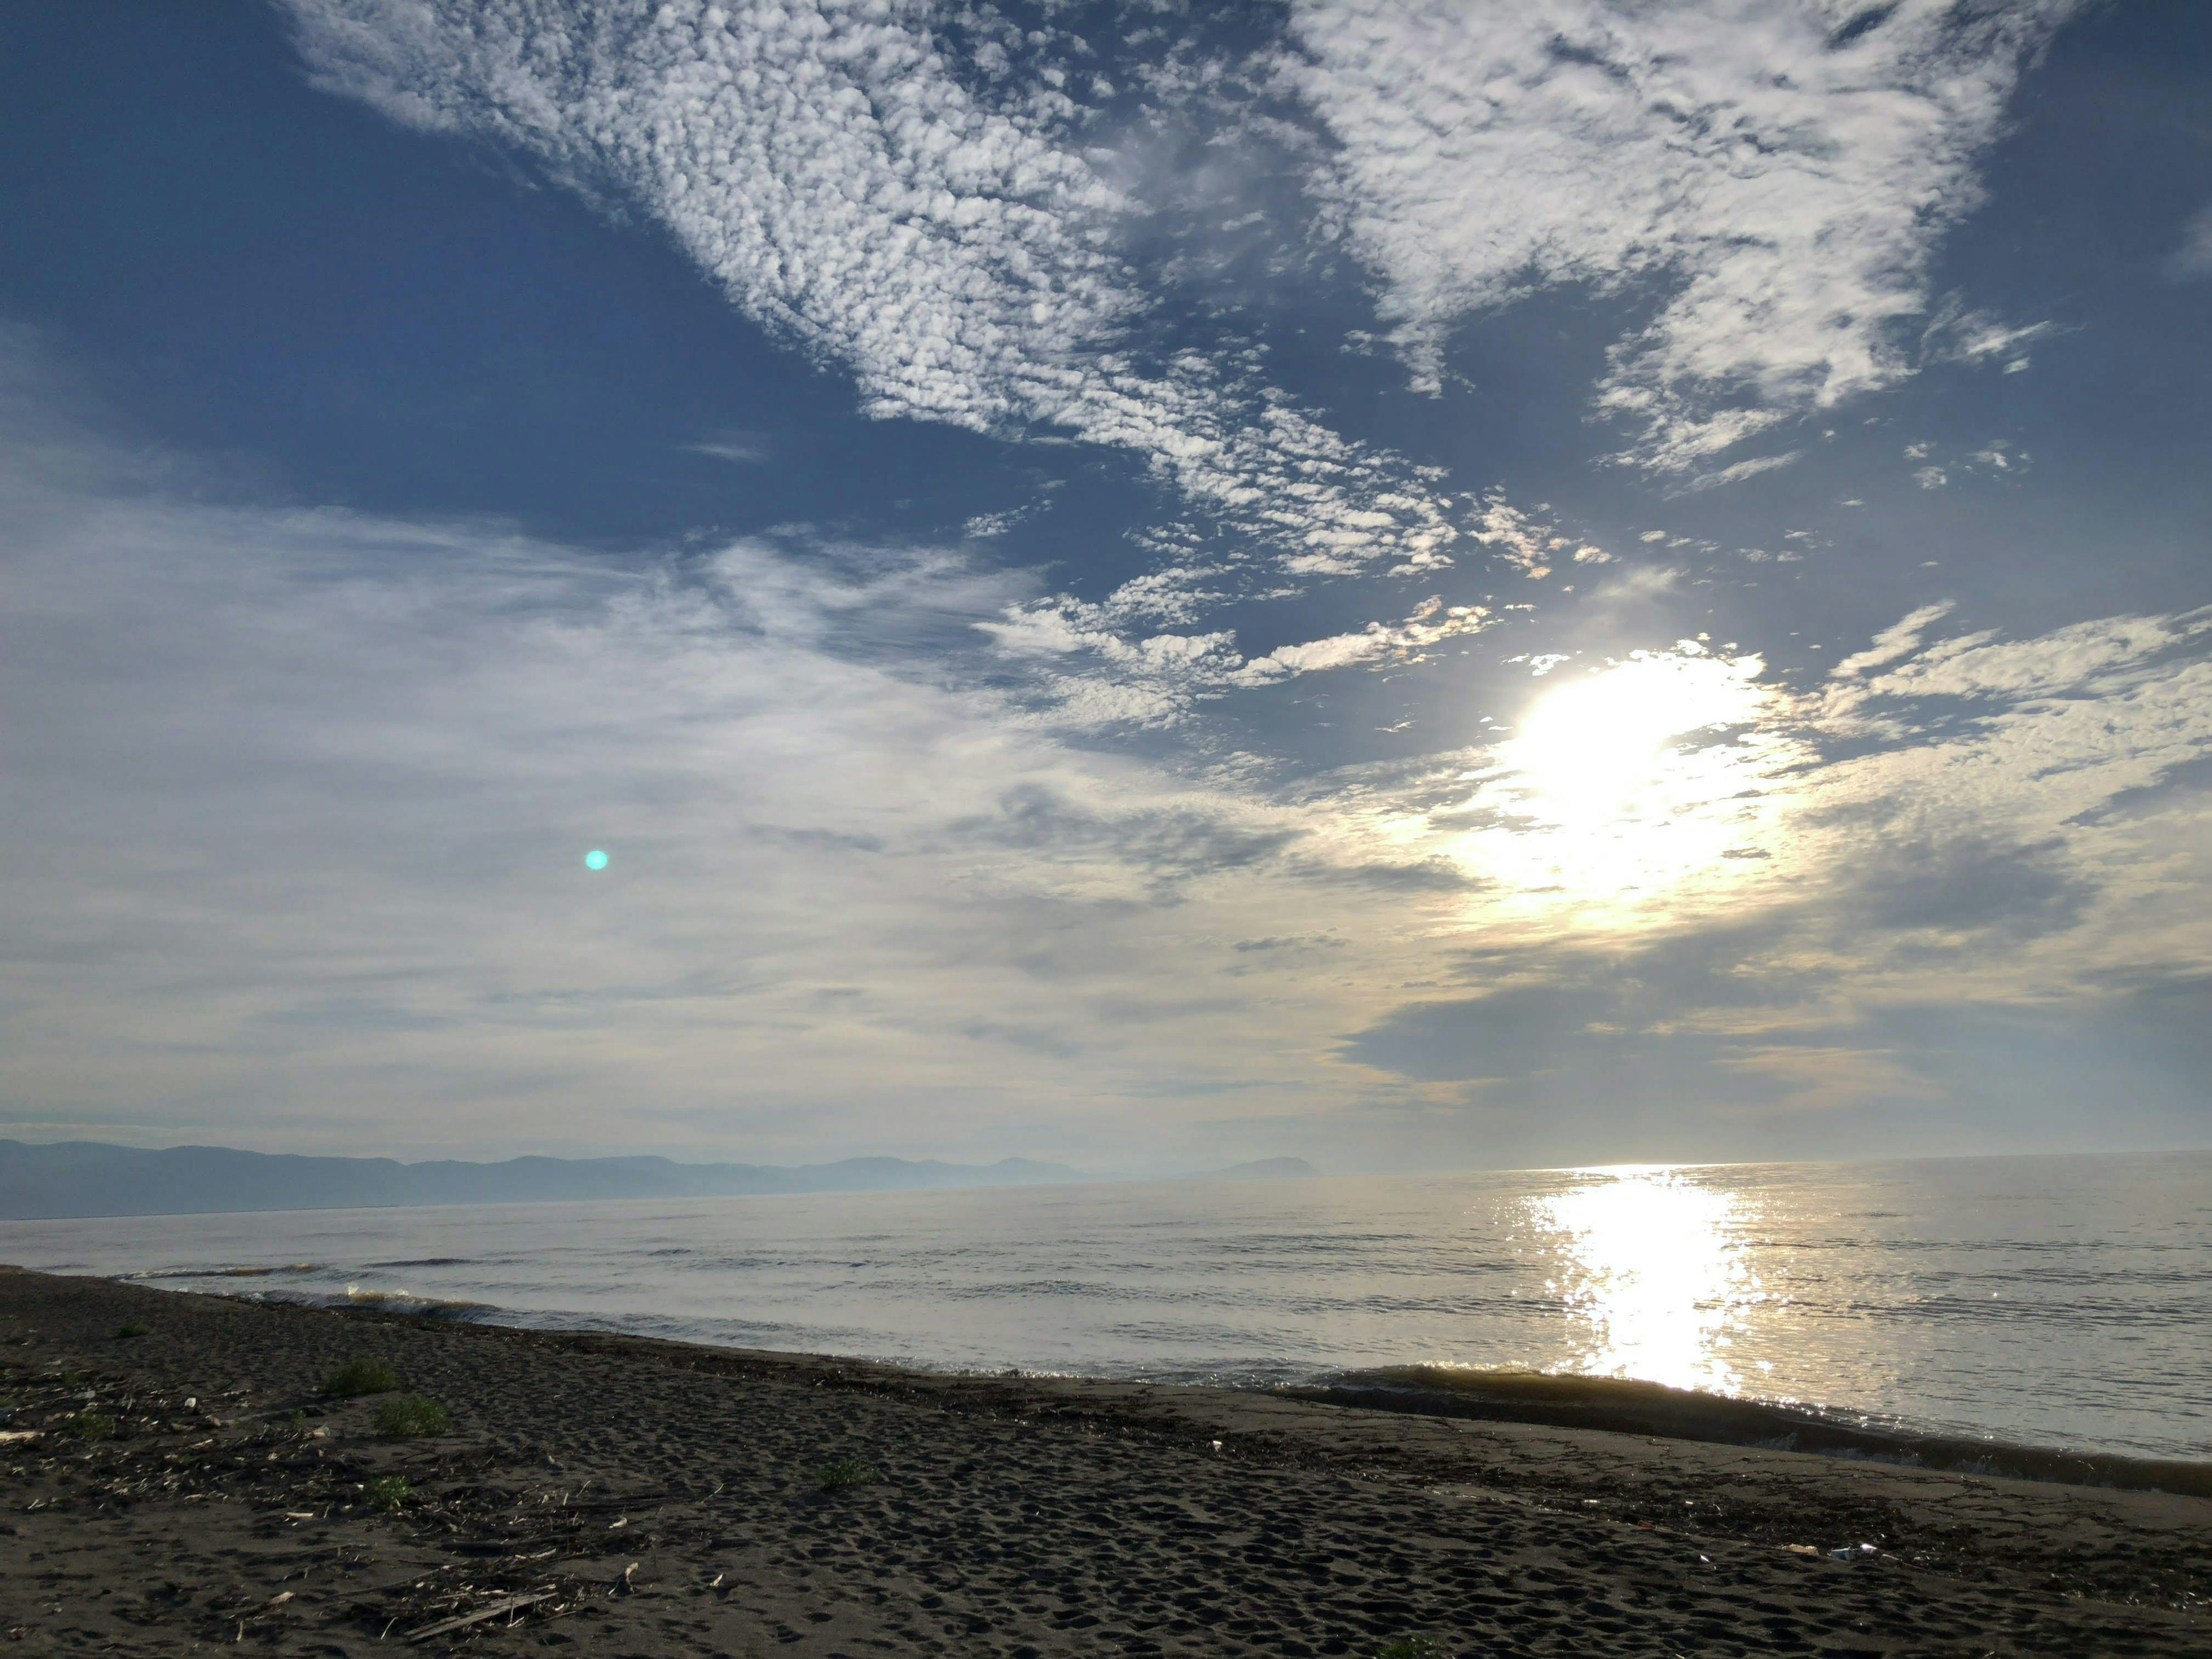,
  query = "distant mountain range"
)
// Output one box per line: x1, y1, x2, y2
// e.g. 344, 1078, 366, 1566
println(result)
0, 1139, 1317, 1219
